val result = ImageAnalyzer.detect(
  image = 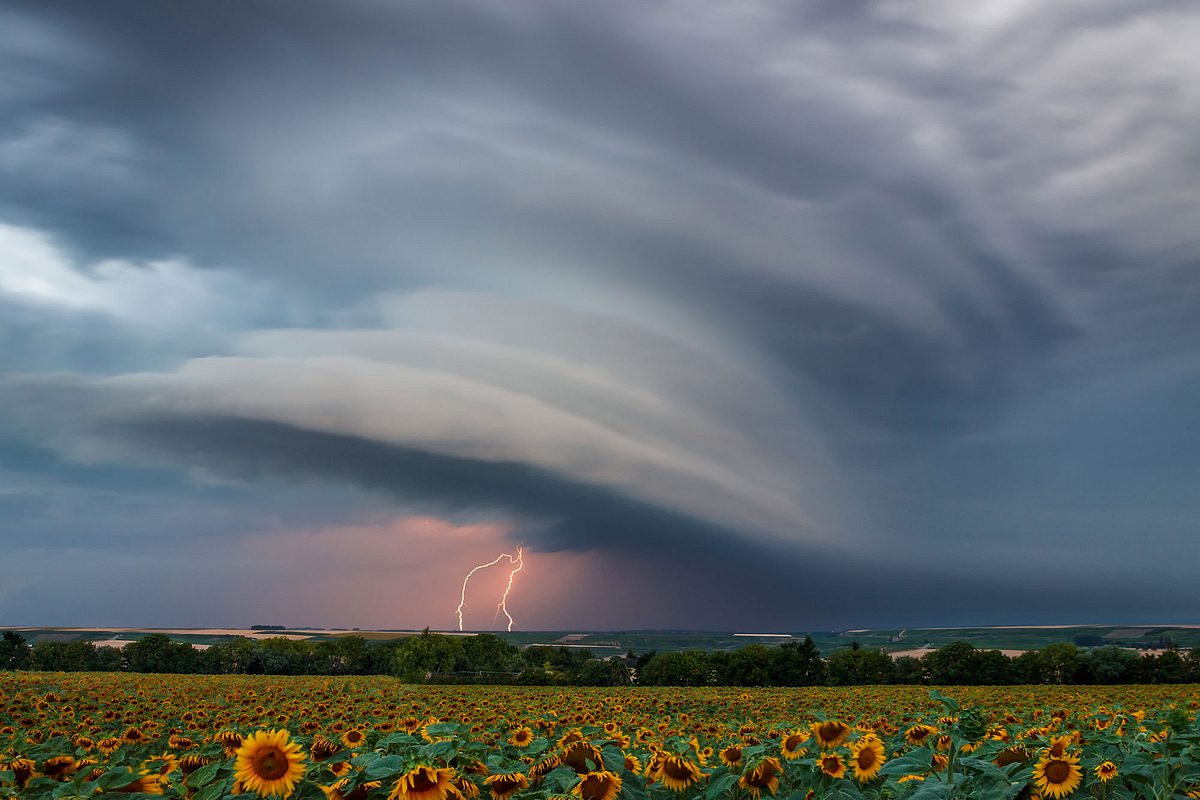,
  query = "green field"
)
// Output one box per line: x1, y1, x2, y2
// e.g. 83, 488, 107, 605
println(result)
11, 624, 1200, 654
